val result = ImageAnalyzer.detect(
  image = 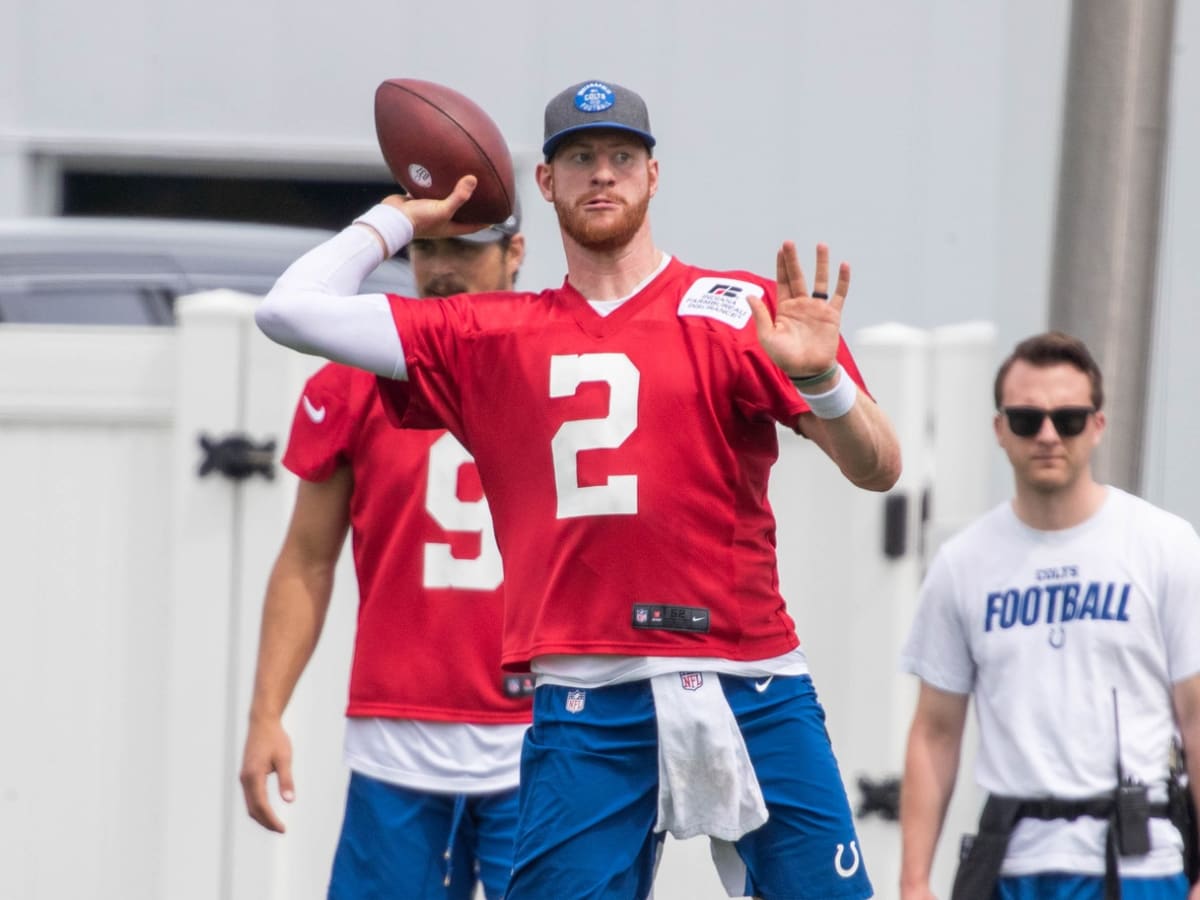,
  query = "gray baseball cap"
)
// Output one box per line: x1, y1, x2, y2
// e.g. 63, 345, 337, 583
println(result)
456, 194, 522, 244
542, 80, 656, 160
